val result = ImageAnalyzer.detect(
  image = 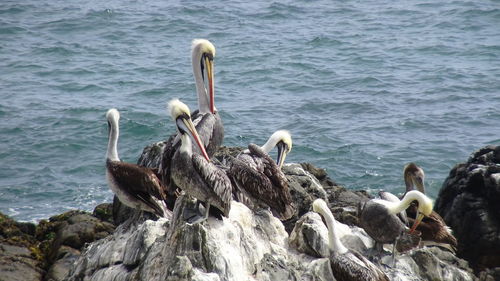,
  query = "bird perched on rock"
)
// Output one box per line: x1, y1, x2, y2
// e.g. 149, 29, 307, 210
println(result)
403, 163, 457, 250
160, 39, 223, 207
168, 99, 232, 224
105, 108, 171, 220
229, 130, 295, 220
358, 189, 433, 254
313, 199, 389, 281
